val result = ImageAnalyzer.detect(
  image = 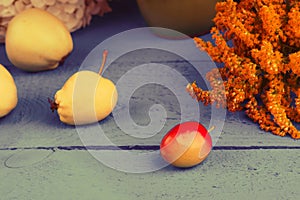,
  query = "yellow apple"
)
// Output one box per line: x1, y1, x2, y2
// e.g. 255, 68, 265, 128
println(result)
5, 8, 73, 71
49, 50, 118, 125
0, 64, 18, 117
